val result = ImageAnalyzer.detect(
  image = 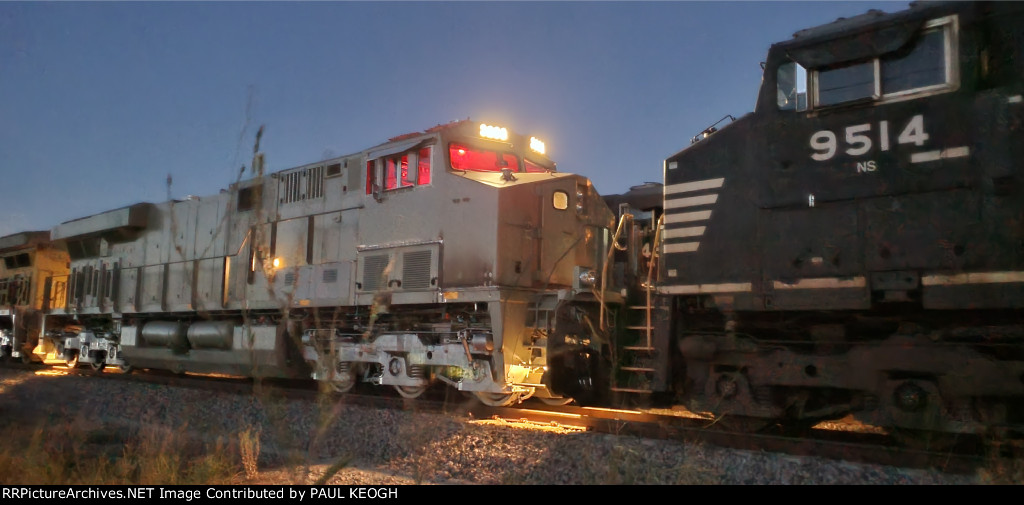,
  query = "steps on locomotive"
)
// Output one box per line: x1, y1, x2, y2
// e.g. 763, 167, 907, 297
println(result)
611, 305, 661, 394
